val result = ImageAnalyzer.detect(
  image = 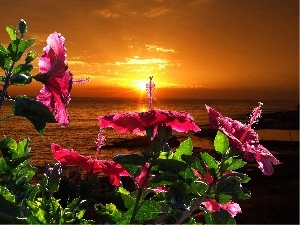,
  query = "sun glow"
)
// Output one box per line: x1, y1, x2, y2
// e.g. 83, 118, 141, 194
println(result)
134, 81, 147, 91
